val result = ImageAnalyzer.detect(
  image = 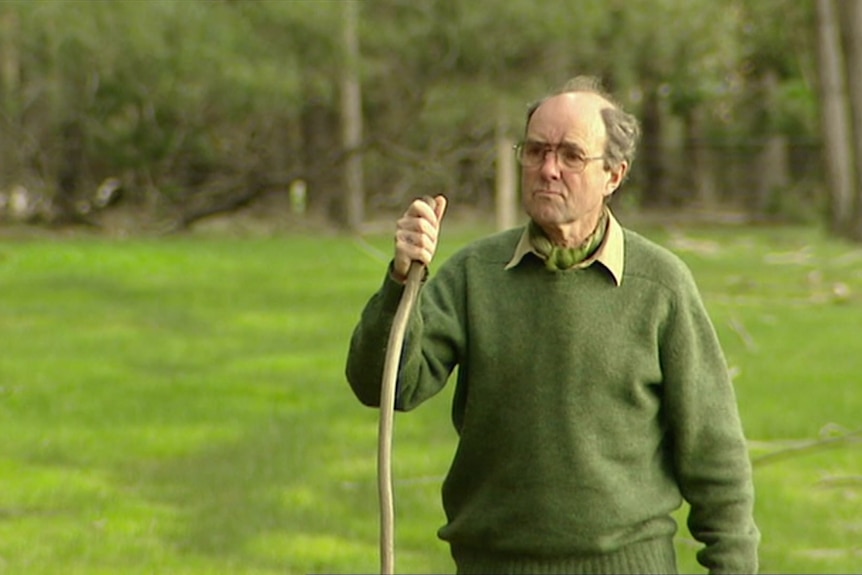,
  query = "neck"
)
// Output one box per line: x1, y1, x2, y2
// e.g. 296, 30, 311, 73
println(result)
540, 209, 604, 248
529, 208, 609, 271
